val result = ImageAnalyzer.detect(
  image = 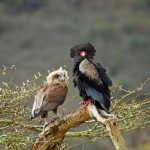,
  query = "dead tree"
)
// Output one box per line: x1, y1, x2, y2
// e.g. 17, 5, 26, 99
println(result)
32, 104, 128, 150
